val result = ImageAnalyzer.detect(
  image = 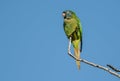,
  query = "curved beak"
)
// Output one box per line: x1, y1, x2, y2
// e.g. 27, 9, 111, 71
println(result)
62, 12, 66, 18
